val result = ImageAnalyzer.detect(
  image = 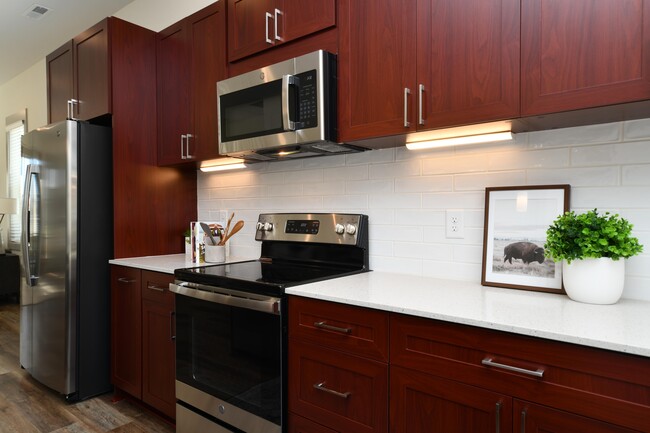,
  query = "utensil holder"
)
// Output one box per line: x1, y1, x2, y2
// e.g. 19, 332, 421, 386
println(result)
205, 245, 226, 263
